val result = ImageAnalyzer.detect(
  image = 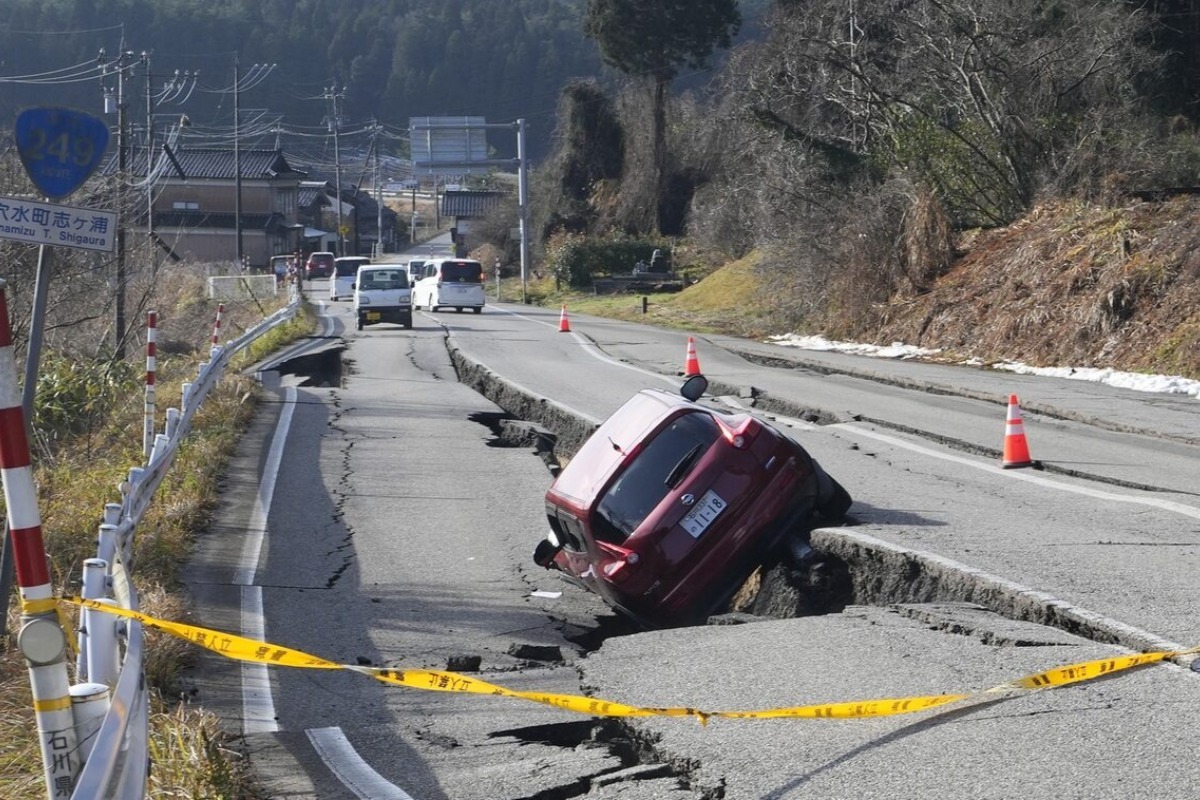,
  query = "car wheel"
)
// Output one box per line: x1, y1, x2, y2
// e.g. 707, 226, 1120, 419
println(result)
816, 474, 853, 520
356, 316, 363, 331
472, 307, 482, 314
455, 307, 463, 313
